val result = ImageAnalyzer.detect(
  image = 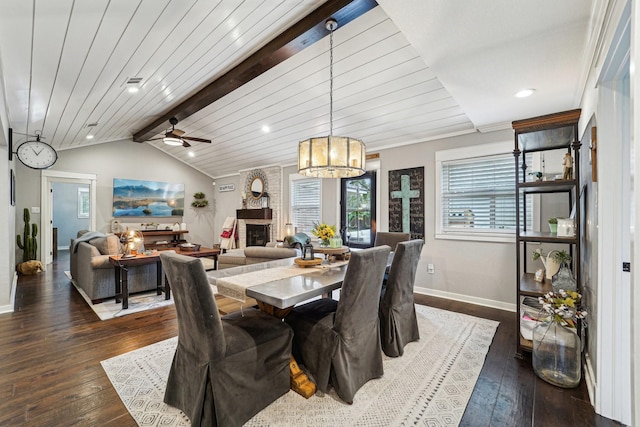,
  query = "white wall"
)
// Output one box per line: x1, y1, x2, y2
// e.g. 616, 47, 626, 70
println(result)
0, 60, 16, 313
14, 140, 217, 261
375, 129, 517, 309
